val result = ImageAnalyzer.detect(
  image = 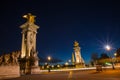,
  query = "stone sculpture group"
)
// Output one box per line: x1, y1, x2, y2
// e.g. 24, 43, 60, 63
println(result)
0, 51, 20, 66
